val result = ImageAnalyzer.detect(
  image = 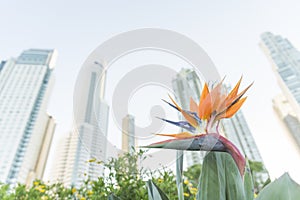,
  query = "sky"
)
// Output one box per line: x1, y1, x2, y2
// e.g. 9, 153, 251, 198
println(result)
1, 0, 300, 182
